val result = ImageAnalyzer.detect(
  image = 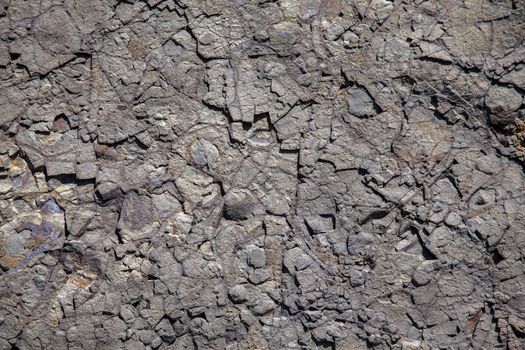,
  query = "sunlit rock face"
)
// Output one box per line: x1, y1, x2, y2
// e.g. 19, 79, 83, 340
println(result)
0, 1, 524, 349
